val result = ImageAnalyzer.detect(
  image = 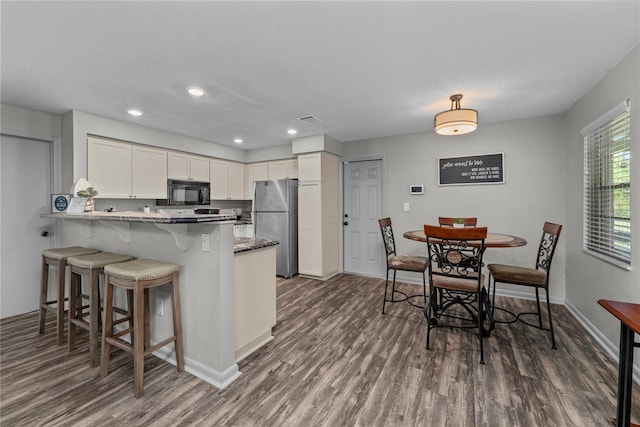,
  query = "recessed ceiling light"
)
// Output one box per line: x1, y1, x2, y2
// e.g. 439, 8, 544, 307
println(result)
287, 129, 298, 135
234, 138, 243, 144
187, 87, 205, 97
127, 109, 143, 117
